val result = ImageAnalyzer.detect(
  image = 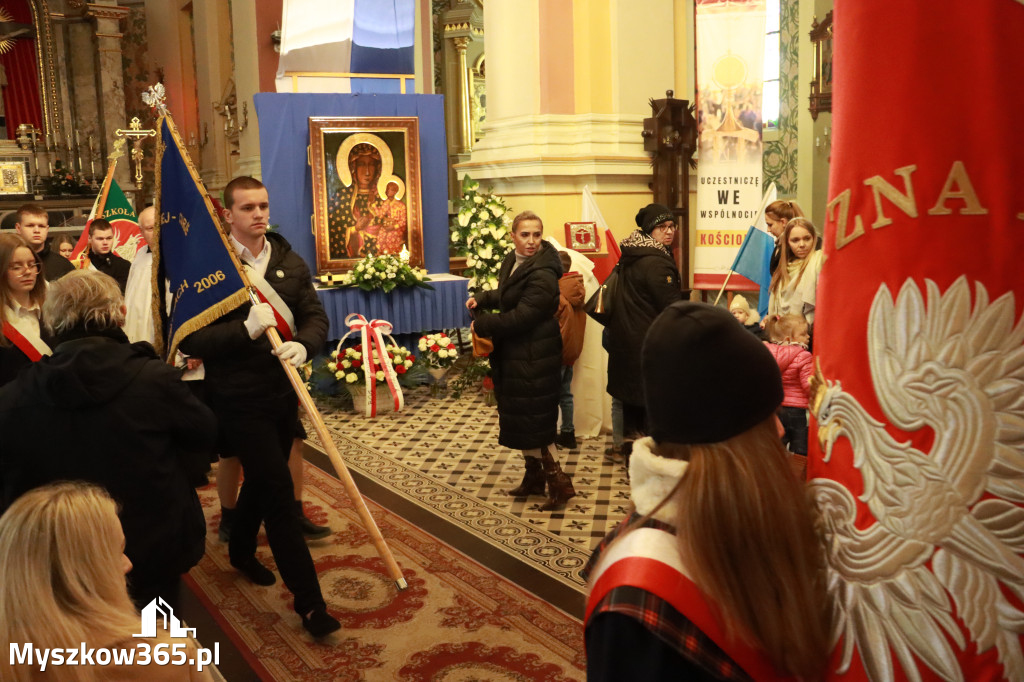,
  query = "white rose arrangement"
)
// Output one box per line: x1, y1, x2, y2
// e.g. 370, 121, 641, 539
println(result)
450, 175, 513, 294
